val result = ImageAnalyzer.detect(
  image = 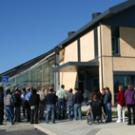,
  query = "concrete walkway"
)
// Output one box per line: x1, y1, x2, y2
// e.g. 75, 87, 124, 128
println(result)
34, 120, 135, 135
1, 119, 134, 135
